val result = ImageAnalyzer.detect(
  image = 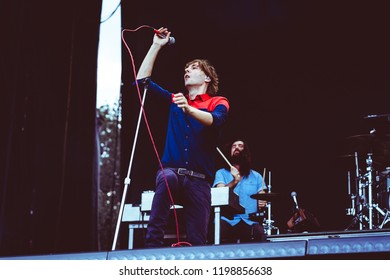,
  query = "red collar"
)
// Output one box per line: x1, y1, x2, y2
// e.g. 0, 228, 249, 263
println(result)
188, 93, 211, 103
